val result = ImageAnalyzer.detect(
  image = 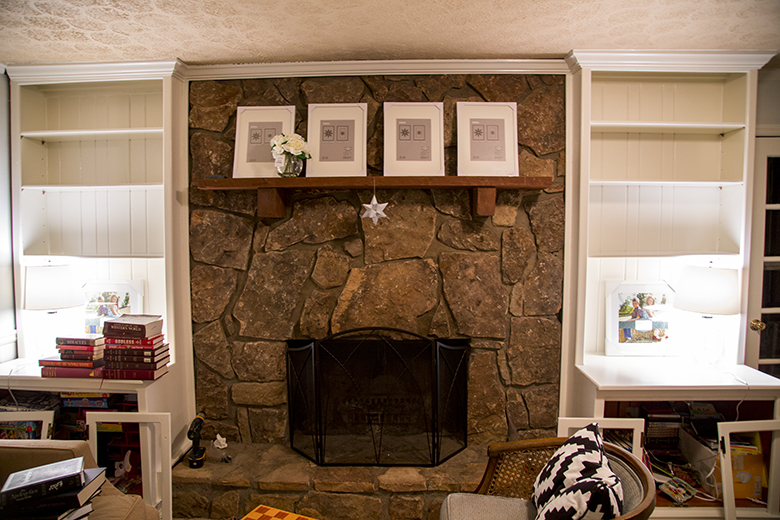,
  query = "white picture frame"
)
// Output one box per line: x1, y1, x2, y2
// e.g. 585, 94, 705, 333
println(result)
86, 411, 172, 520
384, 102, 445, 176
0, 410, 55, 439
605, 280, 676, 356
233, 106, 296, 178
456, 102, 519, 176
717, 419, 780, 520
83, 280, 144, 334
307, 103, 367, 177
